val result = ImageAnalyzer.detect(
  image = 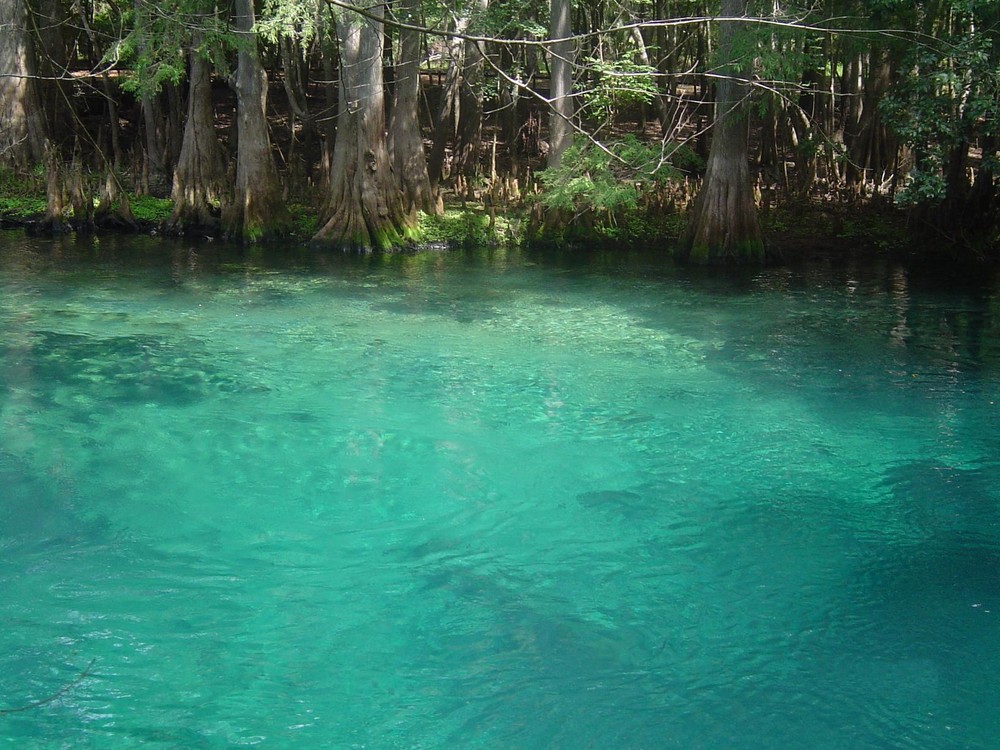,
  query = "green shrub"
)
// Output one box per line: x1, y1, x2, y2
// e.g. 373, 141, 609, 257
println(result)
418, 206, 522, 247
0, 166, 44, 198
130, 196, 173, 224
534, 136, 699, 242
0, 196, 47, 219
